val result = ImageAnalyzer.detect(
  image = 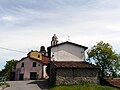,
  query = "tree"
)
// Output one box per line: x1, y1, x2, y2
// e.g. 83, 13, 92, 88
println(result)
87, 41, 120, 77
0, 59, 17, 80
